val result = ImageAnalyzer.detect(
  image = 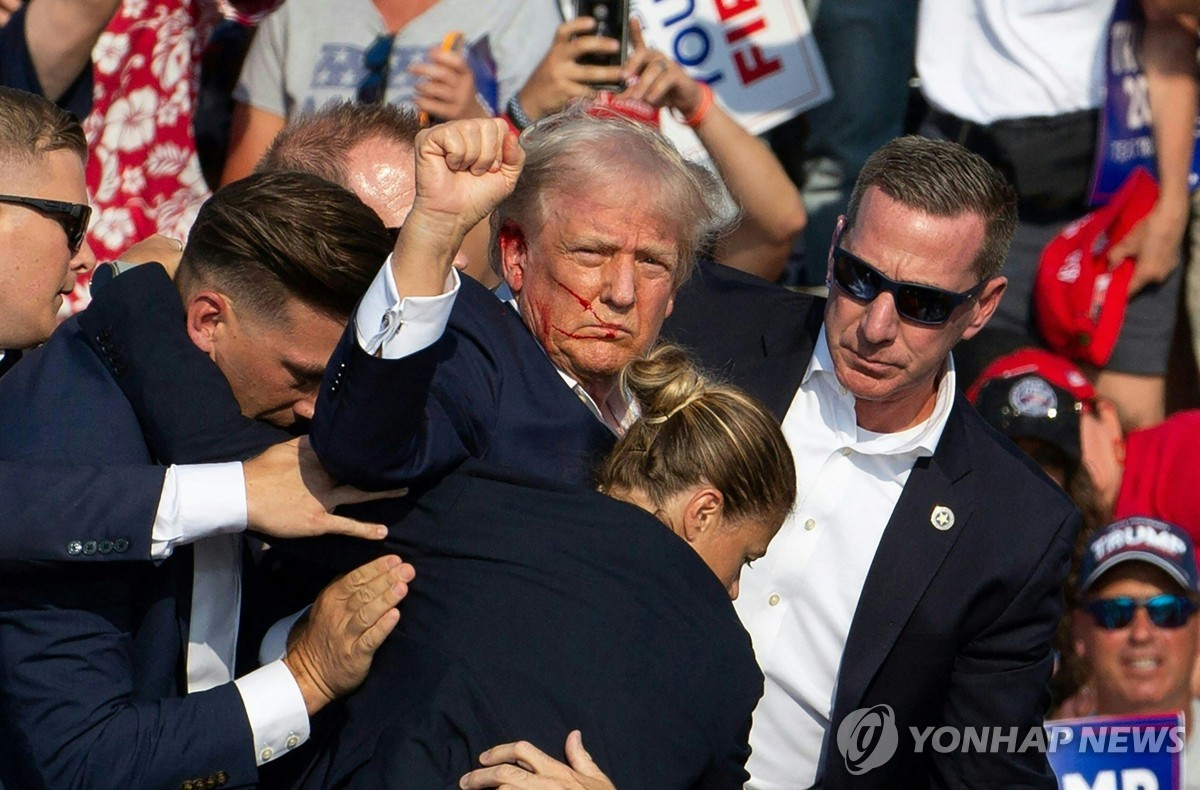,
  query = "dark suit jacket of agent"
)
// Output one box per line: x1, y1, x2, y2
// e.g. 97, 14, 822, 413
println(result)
310, 272, 617, 491
0, 265, 285, 789
662, 262, 1081, 789
282, 461, 762, 790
